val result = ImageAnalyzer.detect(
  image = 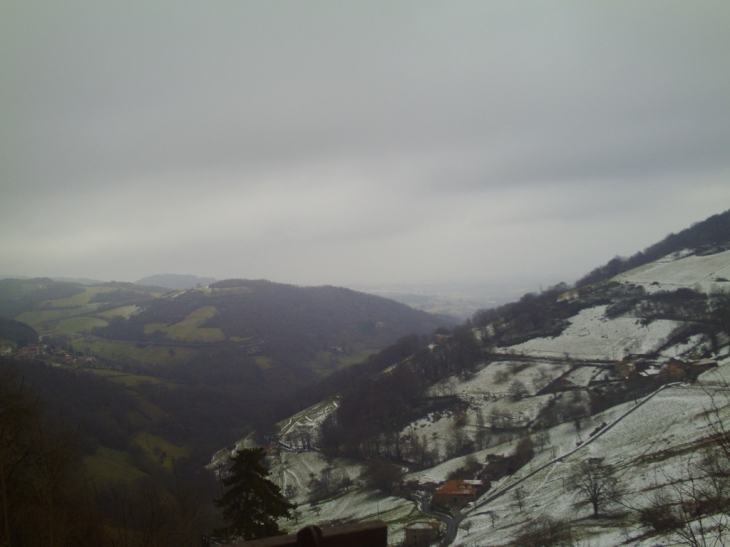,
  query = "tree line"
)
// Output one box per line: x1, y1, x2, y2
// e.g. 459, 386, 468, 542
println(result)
0, 358, 303, 546
576, 208, 730, 287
